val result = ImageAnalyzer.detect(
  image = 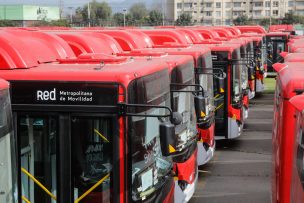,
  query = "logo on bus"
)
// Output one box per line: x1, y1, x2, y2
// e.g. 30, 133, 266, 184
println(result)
37, 88, 56, 101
